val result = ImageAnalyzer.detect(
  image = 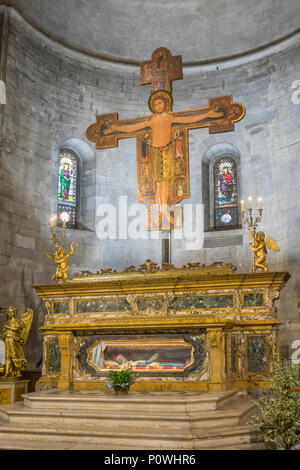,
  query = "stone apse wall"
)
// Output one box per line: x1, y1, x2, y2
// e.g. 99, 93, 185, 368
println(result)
0, 6, 299, 368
